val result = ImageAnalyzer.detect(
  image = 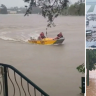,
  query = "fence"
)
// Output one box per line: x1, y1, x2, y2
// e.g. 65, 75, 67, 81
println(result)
0, 63, 49, 96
